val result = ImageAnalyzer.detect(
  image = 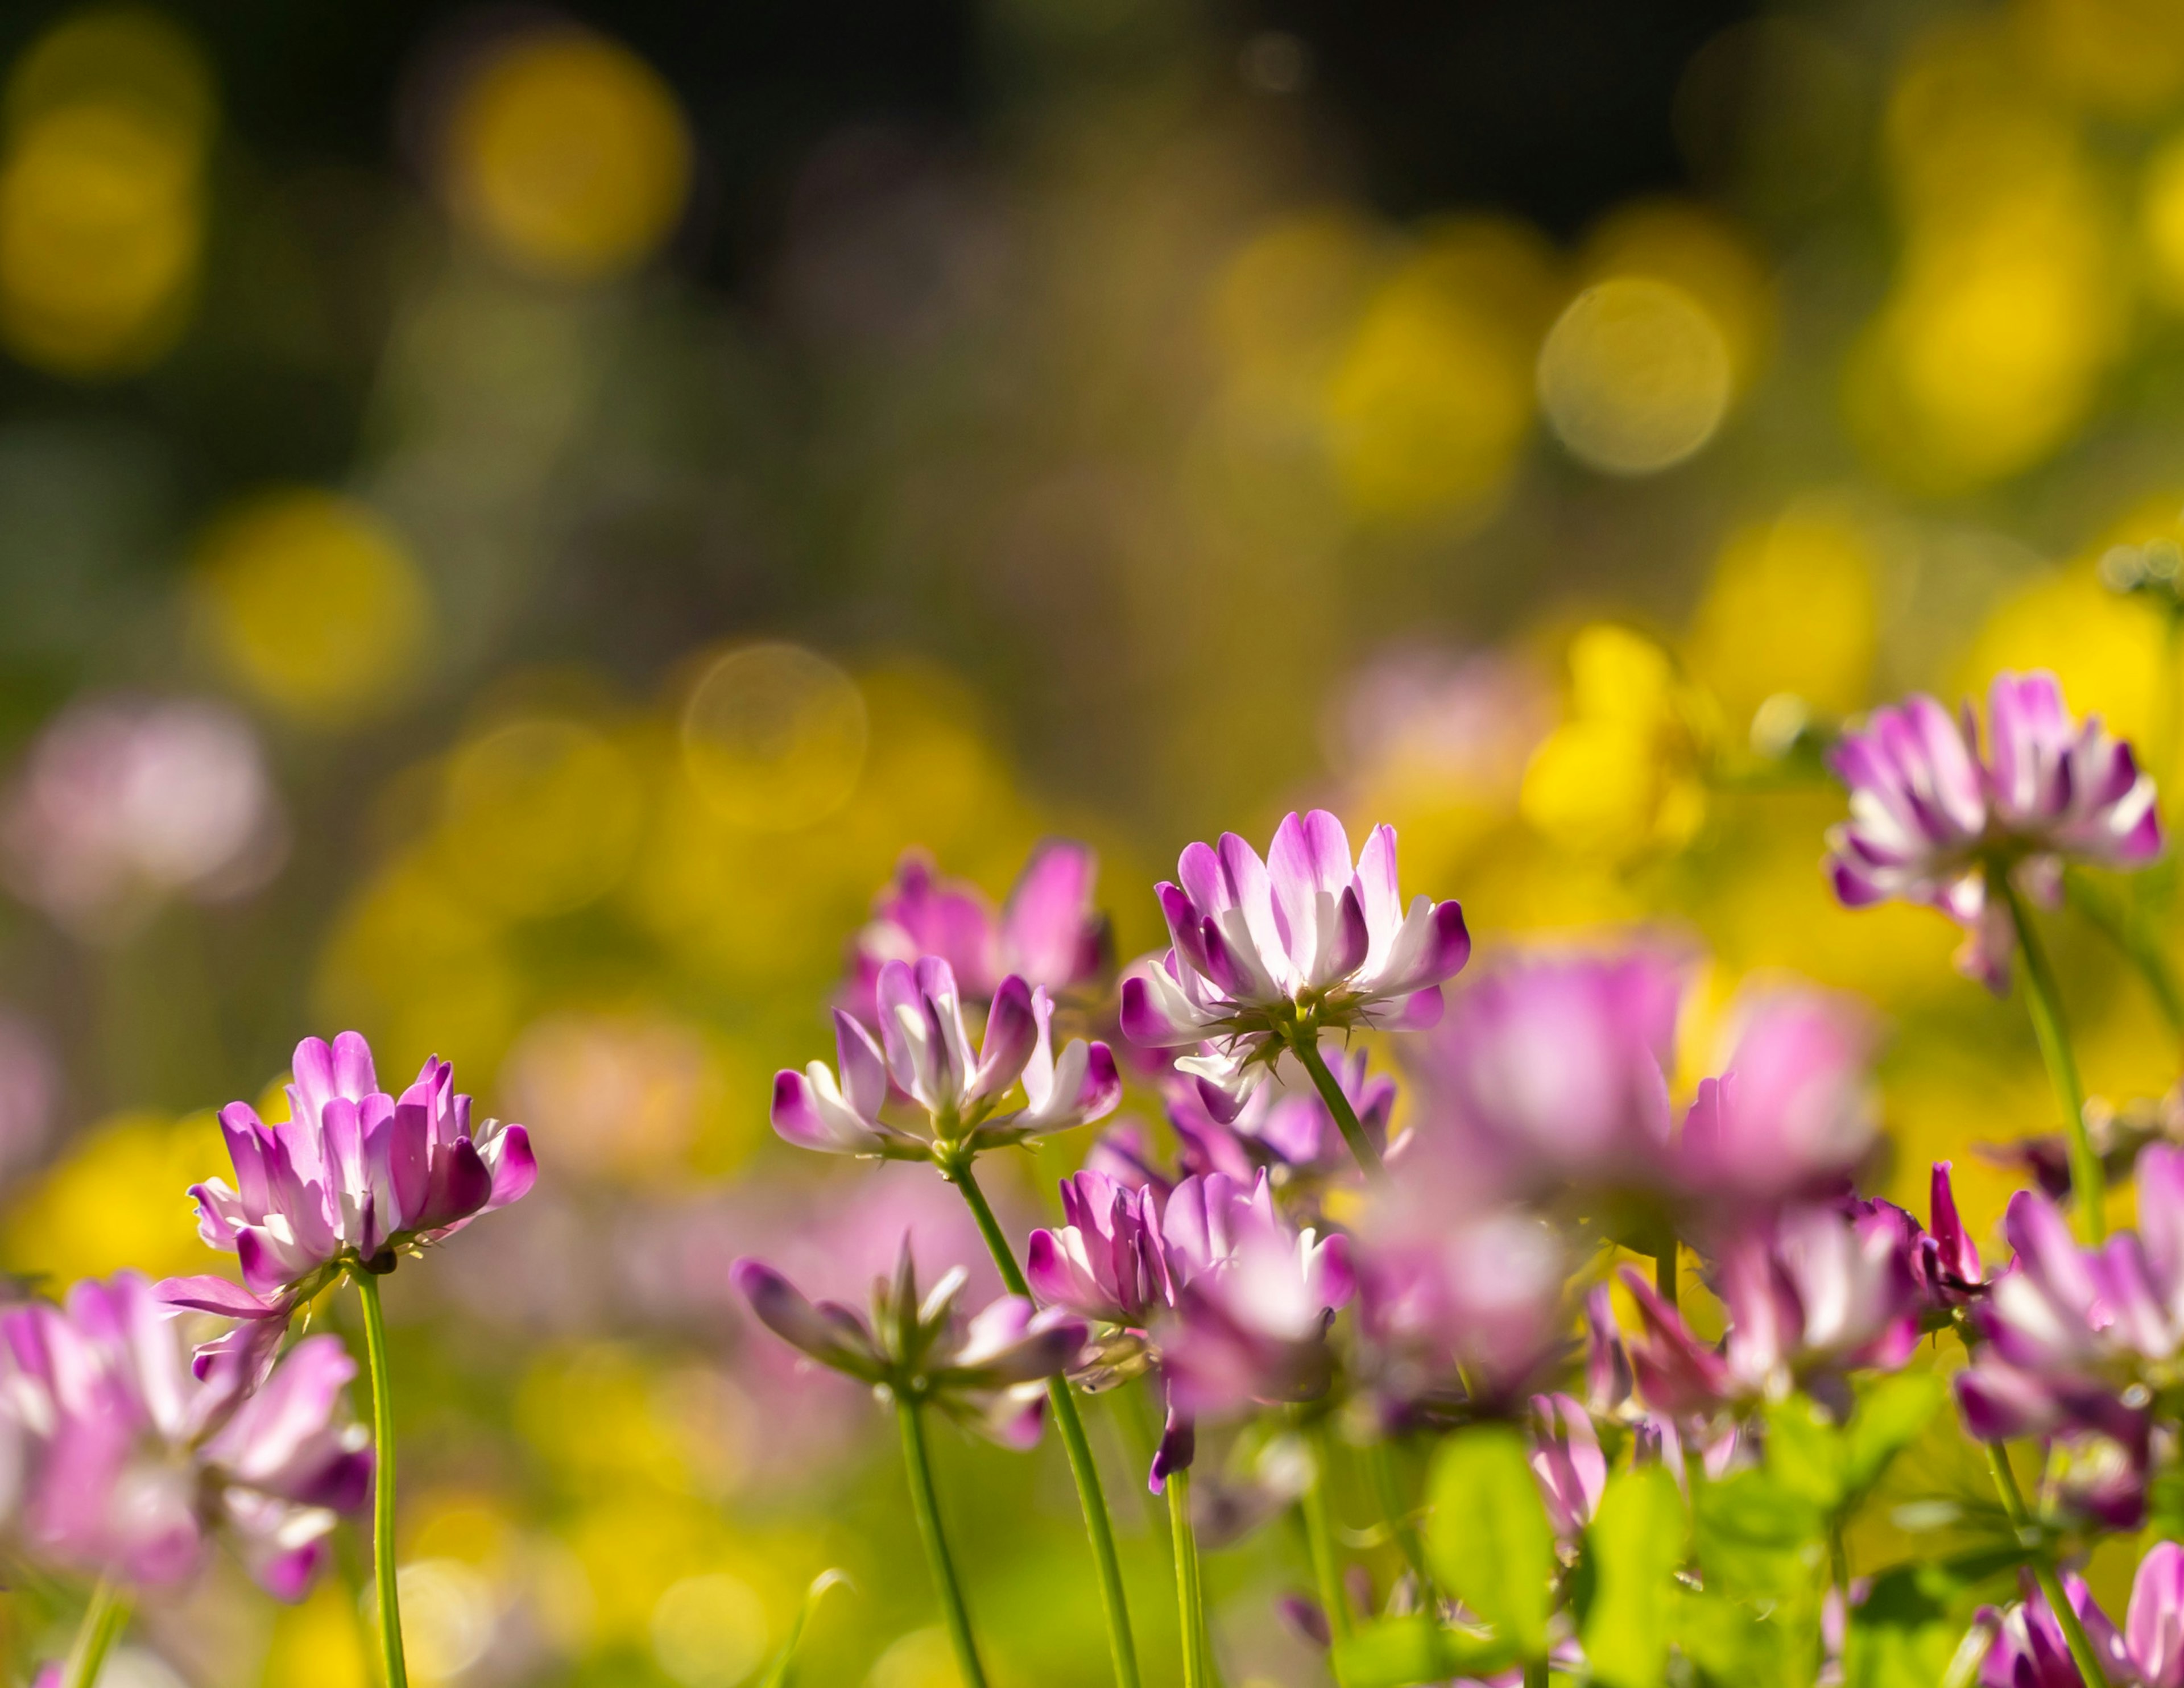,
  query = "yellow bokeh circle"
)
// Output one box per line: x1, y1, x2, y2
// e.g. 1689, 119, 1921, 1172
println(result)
445, 27, 692, 283
680, 643, 867, 831
1537, 278, 1733, 475
2143, 133, 2184, 313
193, 489, 432, 725
0, 6, 213, 376
440, 718, 646, 918
650, 1571, 768, 1688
